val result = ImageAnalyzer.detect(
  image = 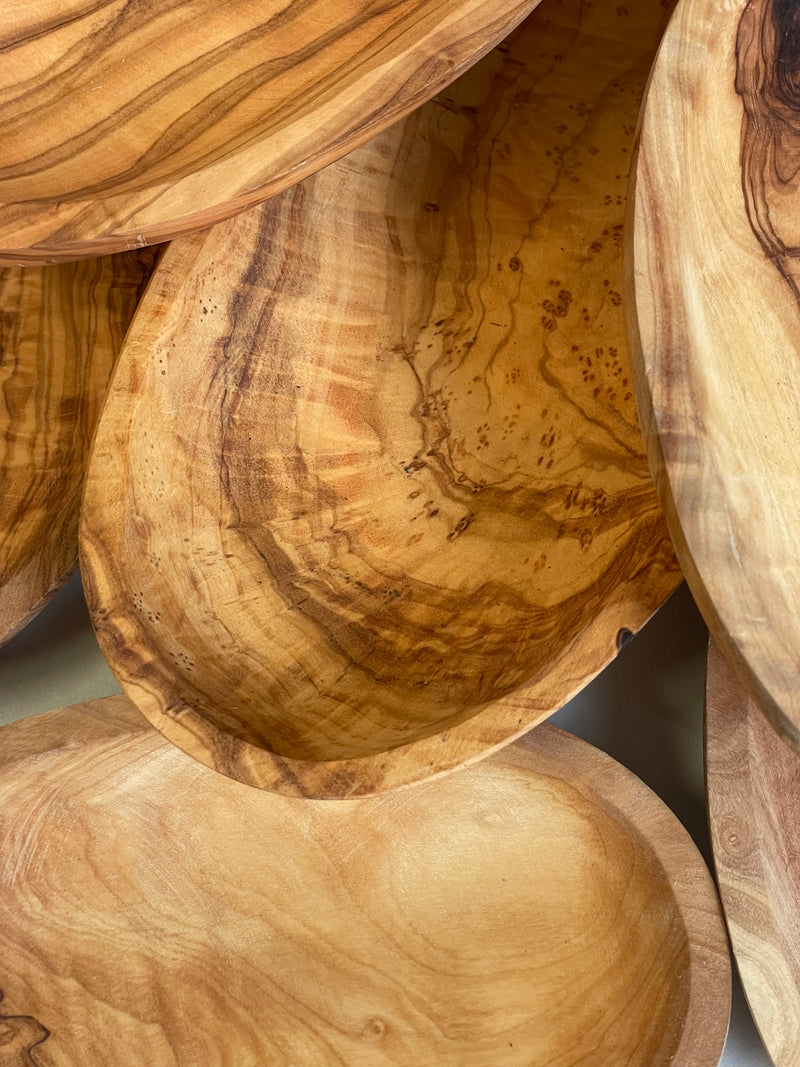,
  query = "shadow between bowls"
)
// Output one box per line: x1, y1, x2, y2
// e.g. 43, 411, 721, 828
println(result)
80, 0, 681, 797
